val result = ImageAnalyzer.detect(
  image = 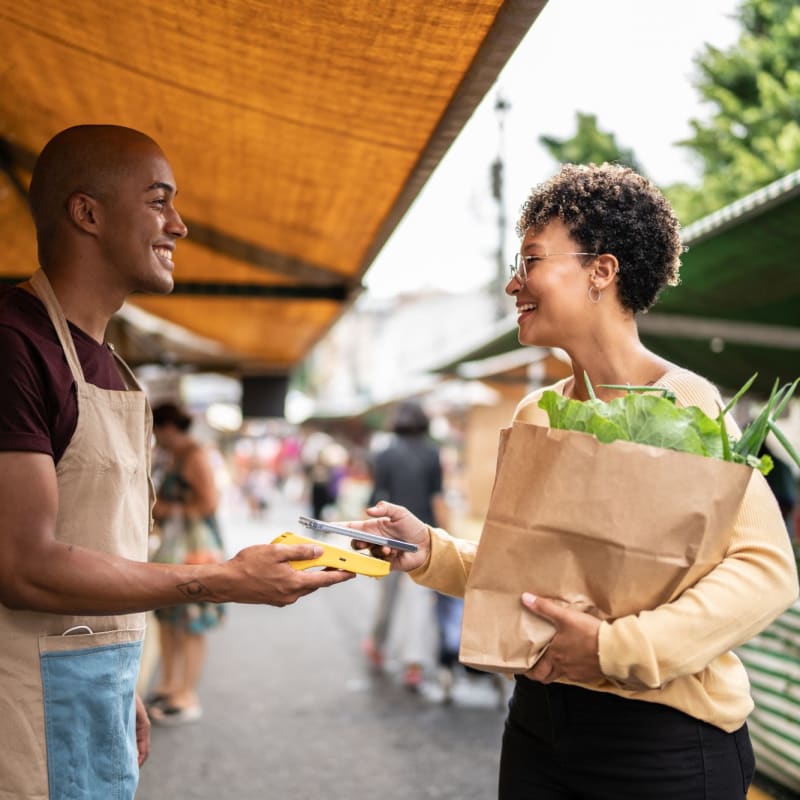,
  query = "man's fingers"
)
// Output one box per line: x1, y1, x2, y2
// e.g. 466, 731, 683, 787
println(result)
298, 569, 356, 589
275, 543, 323, 562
